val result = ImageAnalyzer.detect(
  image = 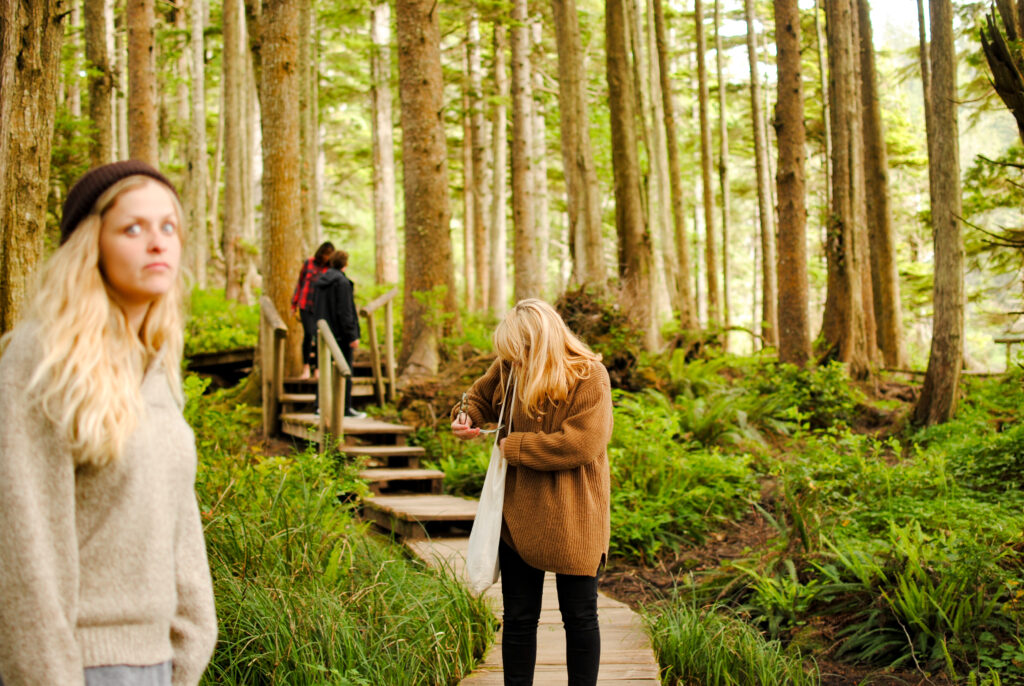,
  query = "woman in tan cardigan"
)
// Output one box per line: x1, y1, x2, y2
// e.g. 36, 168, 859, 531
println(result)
452, 299, 613, 686
0, 161, 217, 685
